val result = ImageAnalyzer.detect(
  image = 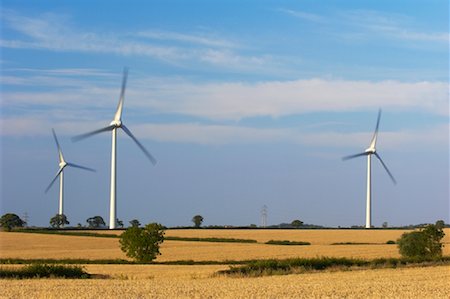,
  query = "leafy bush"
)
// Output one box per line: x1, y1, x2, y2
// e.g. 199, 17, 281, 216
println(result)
0, 264, 90, 279
386, 240, 396, 244
119, 223, 165, 262
397, 222, 445, 259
